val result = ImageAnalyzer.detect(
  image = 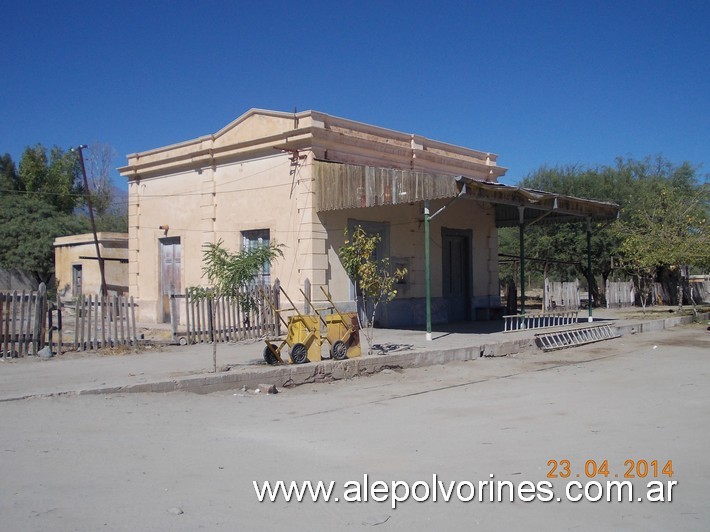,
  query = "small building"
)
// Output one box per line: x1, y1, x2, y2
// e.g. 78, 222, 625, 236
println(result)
54, 233, 129, 297
118, 109, 617, 327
